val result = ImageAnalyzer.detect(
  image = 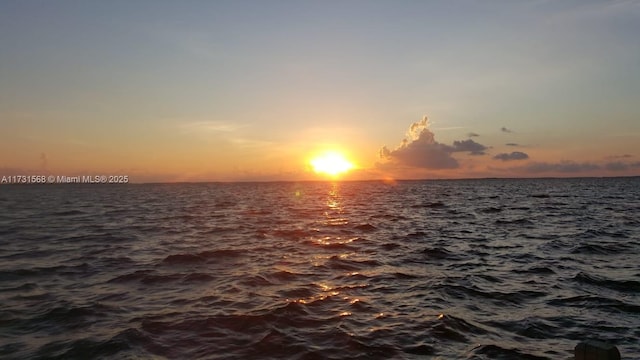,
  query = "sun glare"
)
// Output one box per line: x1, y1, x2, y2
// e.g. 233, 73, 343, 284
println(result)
310, 151, 354, 177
